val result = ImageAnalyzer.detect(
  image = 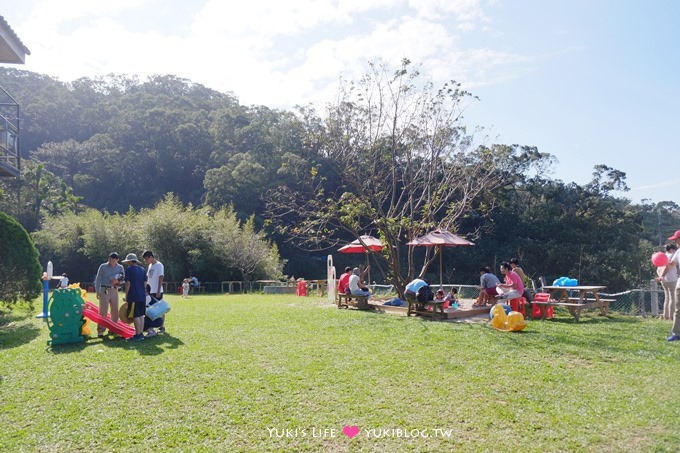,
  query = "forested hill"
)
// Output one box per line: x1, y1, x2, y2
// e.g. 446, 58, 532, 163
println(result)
0, 68, 677, 290
0, 68, 290, 218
